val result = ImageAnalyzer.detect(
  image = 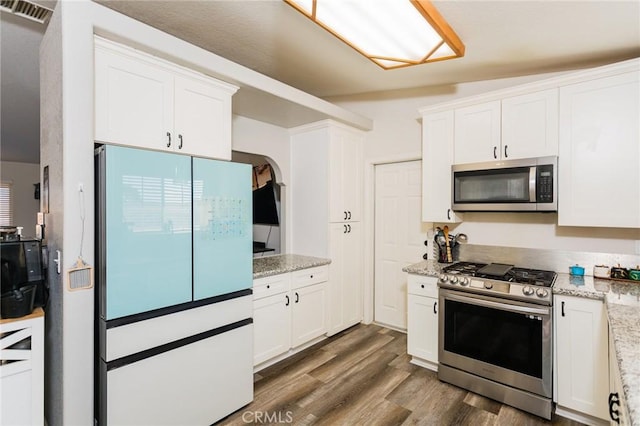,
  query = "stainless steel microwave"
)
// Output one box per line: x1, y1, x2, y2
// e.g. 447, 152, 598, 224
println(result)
452, 156, 557, 212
